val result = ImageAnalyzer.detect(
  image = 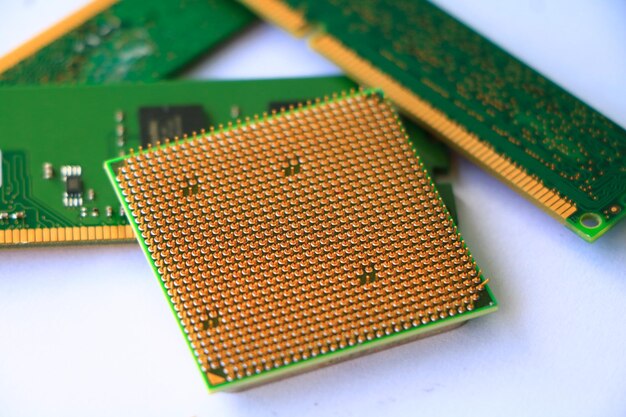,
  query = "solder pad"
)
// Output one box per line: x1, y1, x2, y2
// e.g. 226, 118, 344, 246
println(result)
105, 90, 497, 392
240, 0, 626, 242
